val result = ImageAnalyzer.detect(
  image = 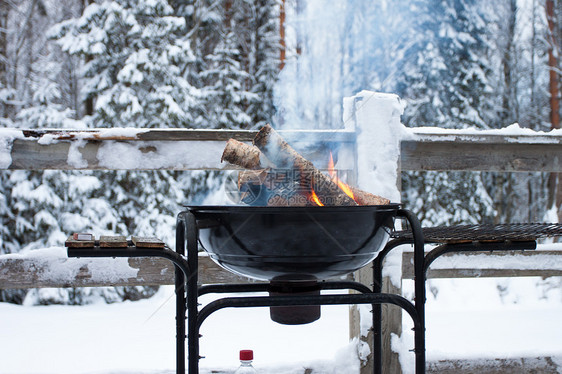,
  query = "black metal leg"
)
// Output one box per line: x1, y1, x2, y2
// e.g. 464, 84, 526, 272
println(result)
194, 292, 423, 374
372, 209, 426, 374
397, 209, 426, 374
372, 238, 410, 374
175, 213, 187, 374
68, 238, 191, 374
185, 212, 199, 374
